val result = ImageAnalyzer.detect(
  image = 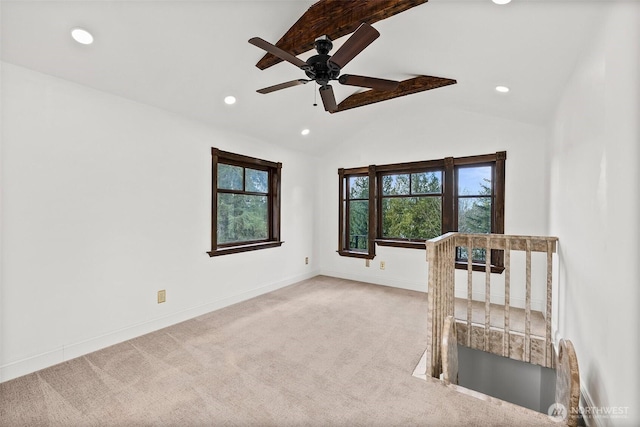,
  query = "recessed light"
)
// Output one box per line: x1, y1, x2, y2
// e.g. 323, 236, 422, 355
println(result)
71, 28, 94, 45
224, 96, 236, 105
301, 129, 310, 136
495, 86, 510, 93
492, 0, 511, 4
